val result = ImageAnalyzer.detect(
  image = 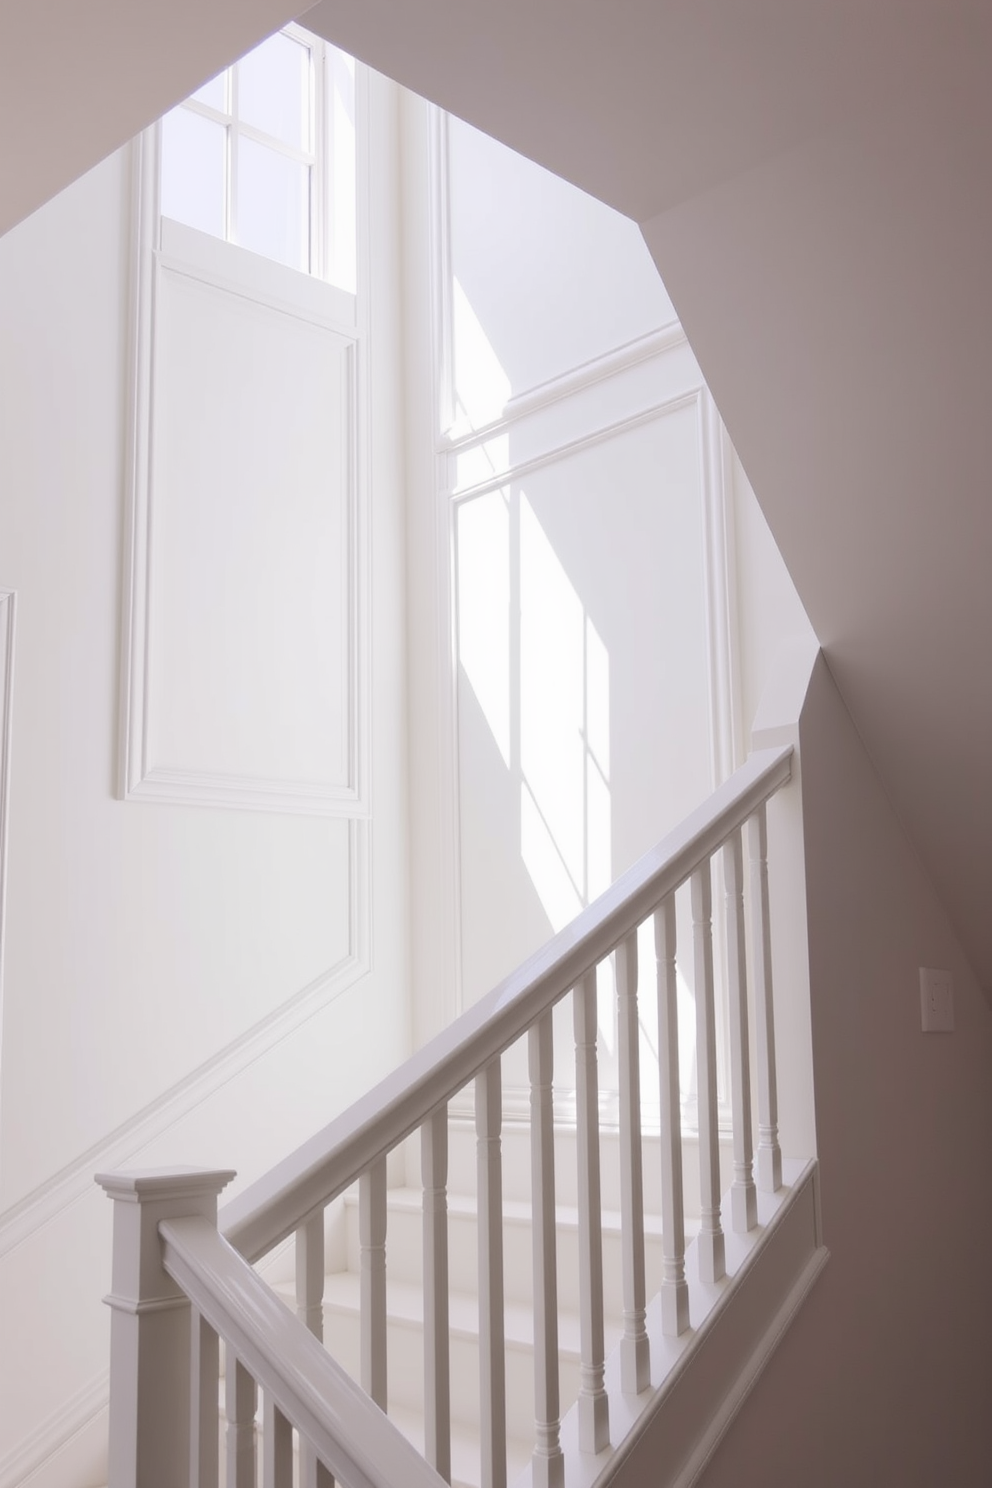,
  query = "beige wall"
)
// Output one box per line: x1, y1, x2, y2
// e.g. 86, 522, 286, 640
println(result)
693, 654, 992, 1486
